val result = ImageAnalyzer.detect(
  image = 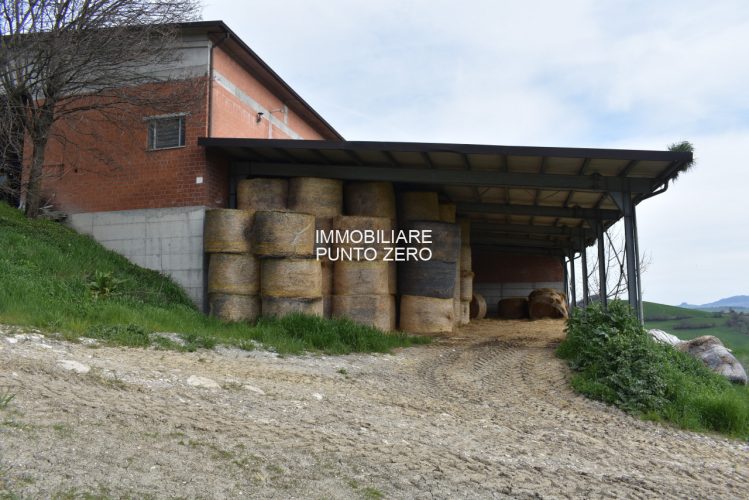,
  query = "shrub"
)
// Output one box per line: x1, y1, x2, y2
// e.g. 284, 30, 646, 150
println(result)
558, 302, 749, 439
